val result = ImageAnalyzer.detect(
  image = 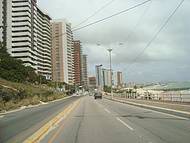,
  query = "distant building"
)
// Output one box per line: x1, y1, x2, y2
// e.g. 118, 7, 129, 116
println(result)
102, 68, 112, 87
95, 65, 103, 88
88, 76, 96, 88
0, 0, 52, 79
73, 40, 82, 85
117, 71, 123, 87
81, 54, 88, 87
51, 19, 74, 84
